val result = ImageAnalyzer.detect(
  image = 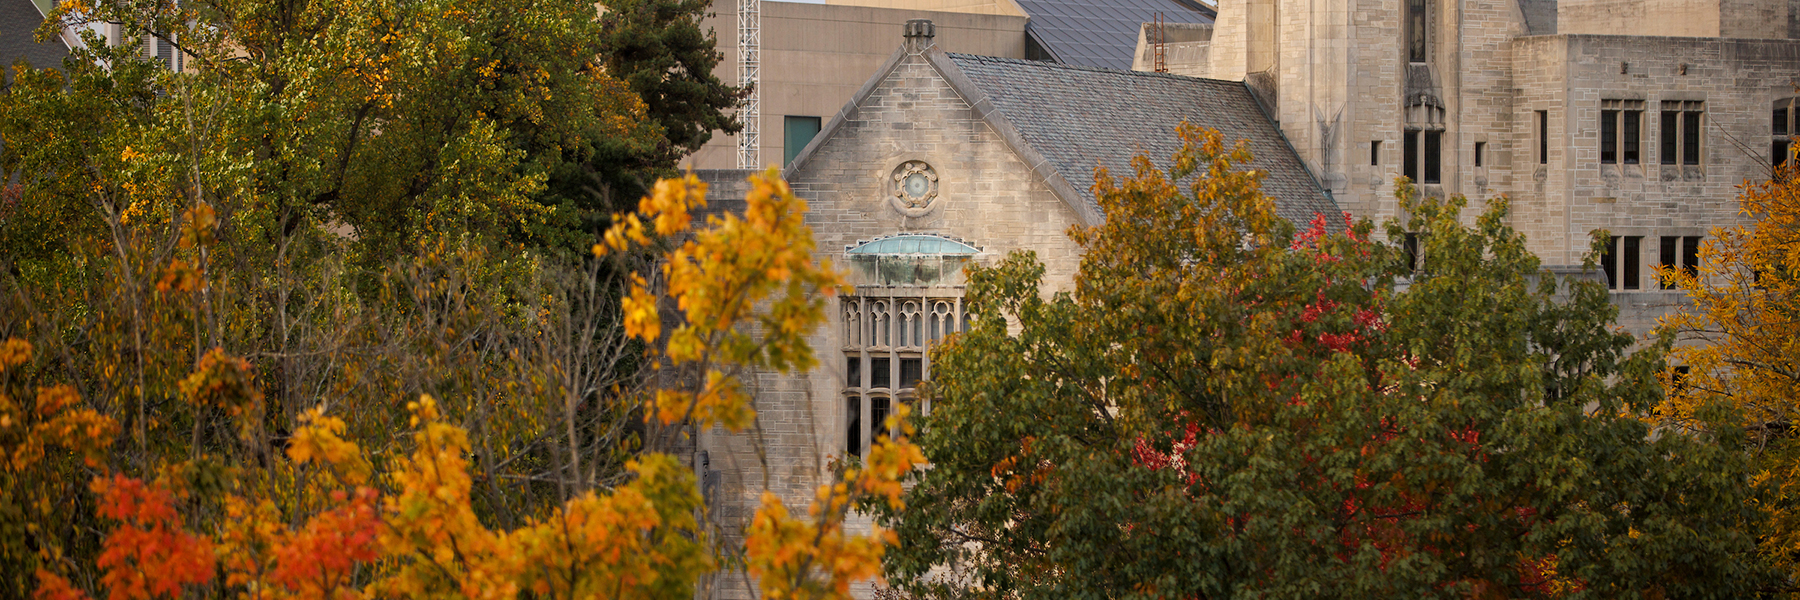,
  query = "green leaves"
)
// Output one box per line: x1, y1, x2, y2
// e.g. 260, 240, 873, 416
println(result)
884, 131, 1768, 599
